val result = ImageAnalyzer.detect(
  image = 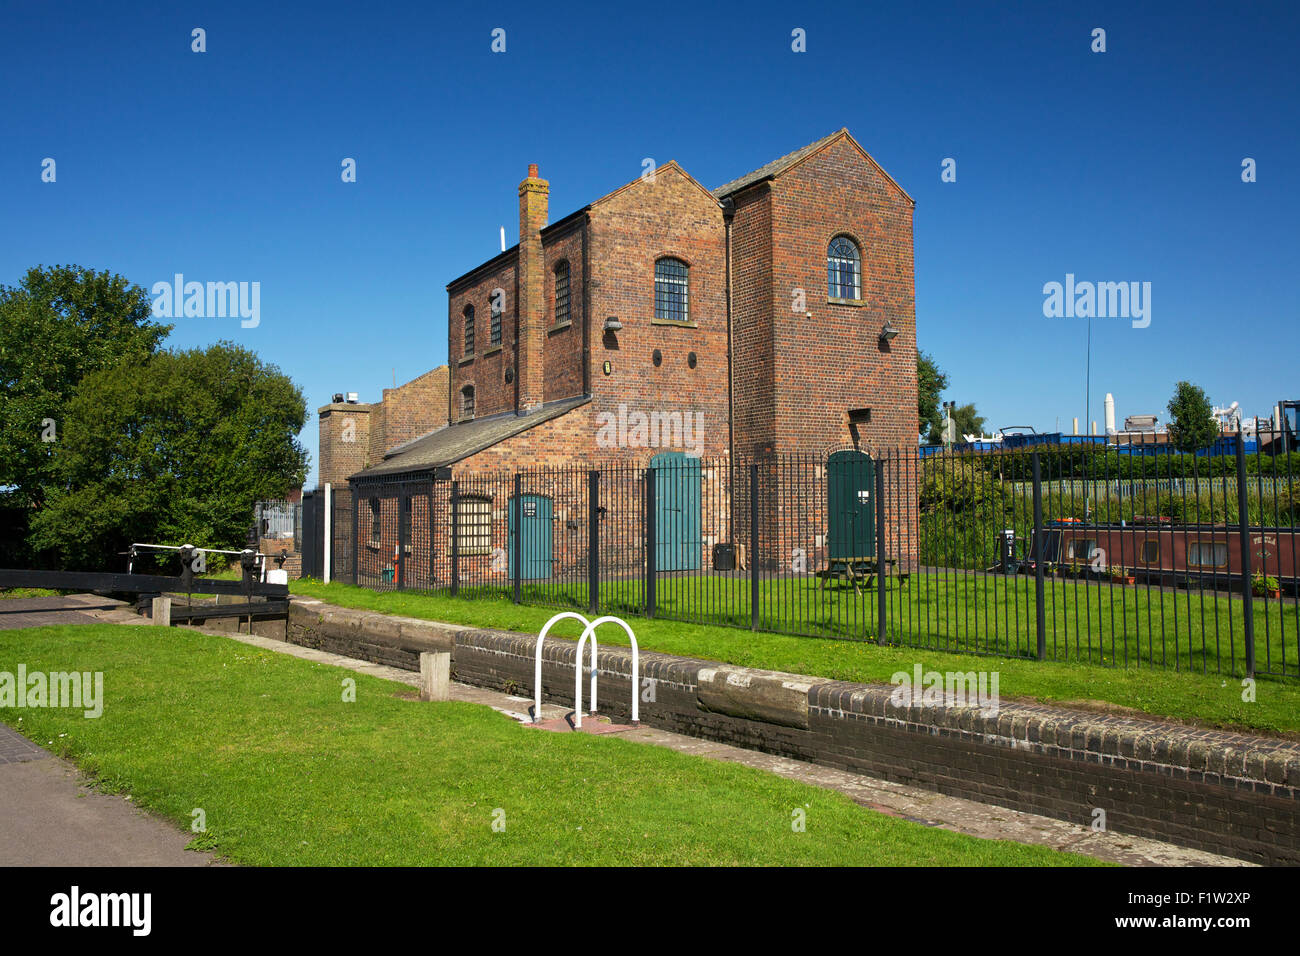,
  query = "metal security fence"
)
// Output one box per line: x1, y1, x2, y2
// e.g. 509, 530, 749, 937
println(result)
314, 432, 1299, 679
